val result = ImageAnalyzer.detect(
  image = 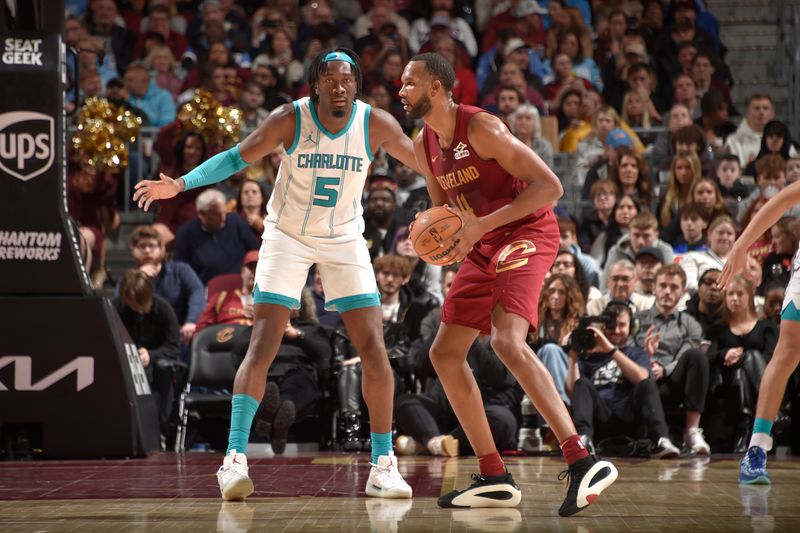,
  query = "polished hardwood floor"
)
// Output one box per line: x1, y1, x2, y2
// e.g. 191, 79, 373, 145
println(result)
1, 451, 799, 531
